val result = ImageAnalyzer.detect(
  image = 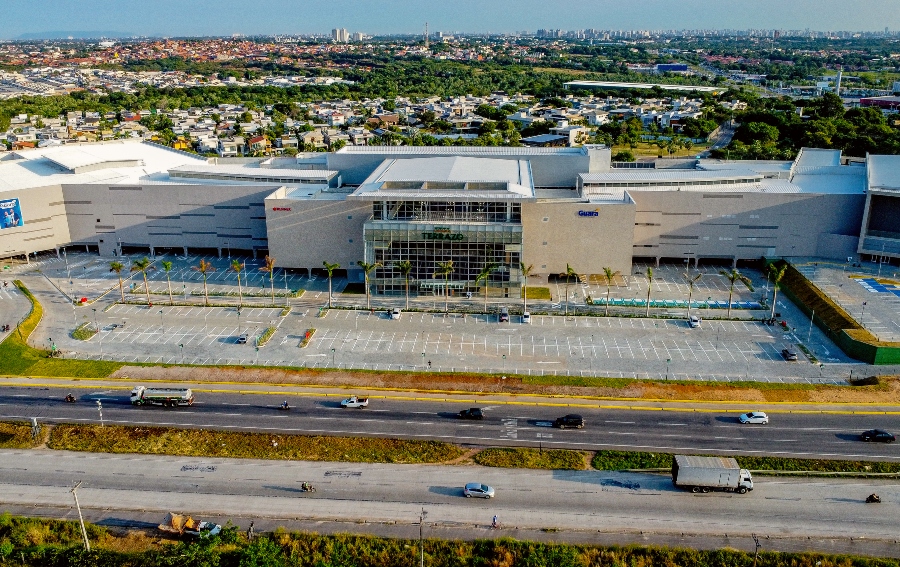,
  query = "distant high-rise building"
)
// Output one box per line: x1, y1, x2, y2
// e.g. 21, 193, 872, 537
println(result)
351, 32, 366, 42
331, 28, 349, 43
